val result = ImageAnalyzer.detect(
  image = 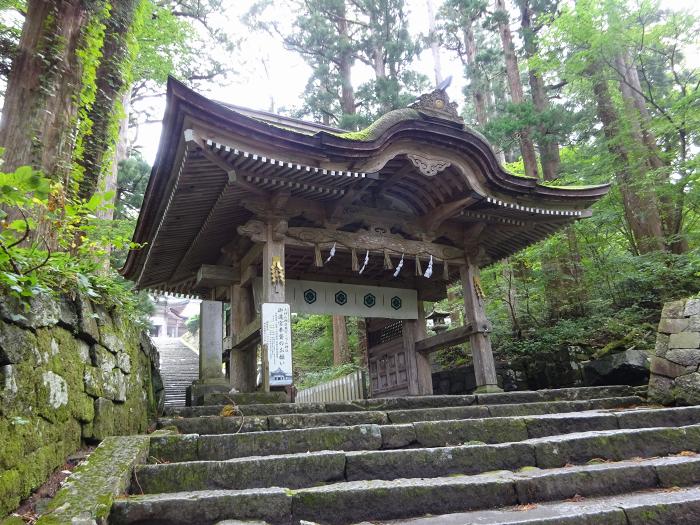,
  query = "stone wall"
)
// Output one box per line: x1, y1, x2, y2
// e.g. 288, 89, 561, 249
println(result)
0, 293, 163, 517
648, 296, 700, 405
